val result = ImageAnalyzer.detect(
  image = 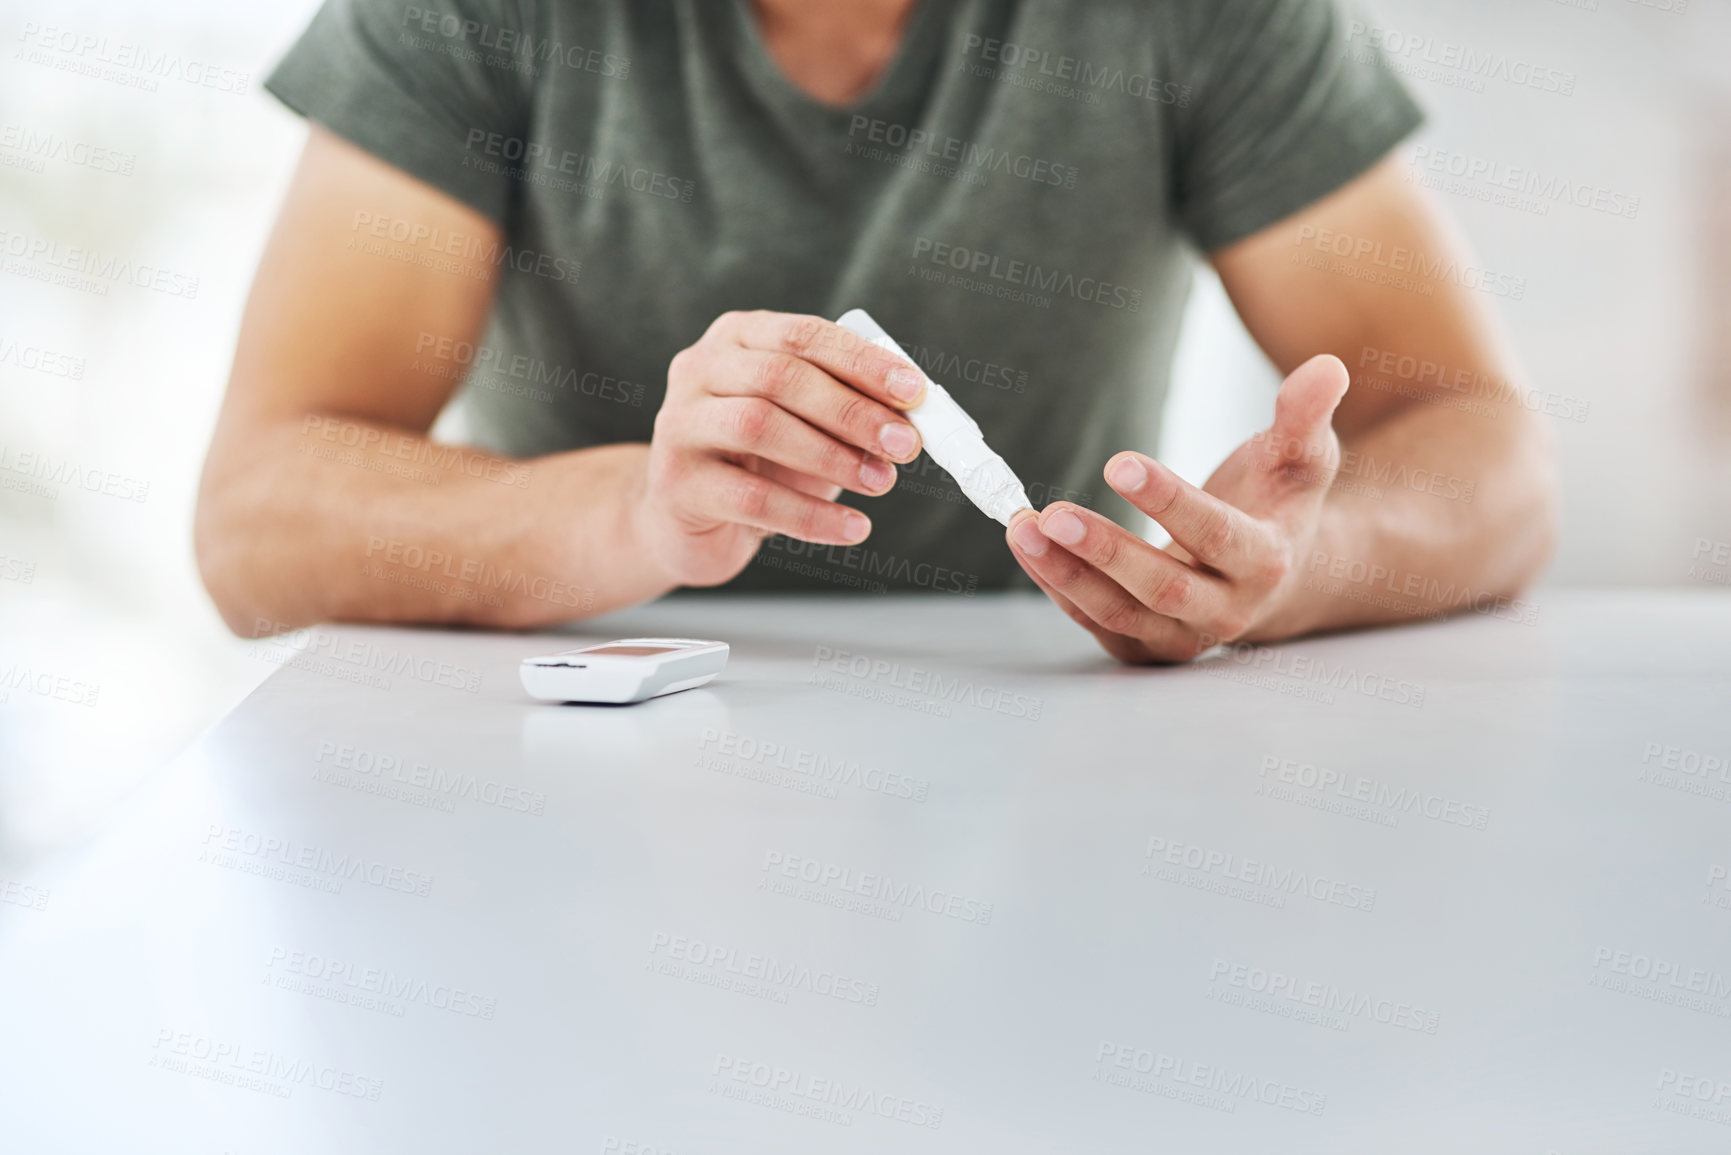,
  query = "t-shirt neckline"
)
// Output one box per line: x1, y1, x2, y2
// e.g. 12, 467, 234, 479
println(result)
725, 0, 946, 122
